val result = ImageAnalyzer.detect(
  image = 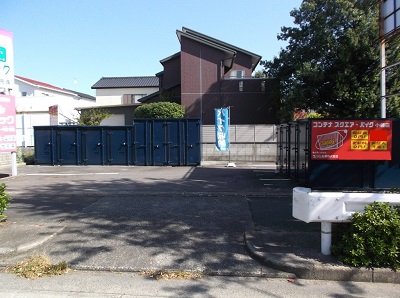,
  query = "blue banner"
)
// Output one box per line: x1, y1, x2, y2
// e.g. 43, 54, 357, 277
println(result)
215, 108, 229, 151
